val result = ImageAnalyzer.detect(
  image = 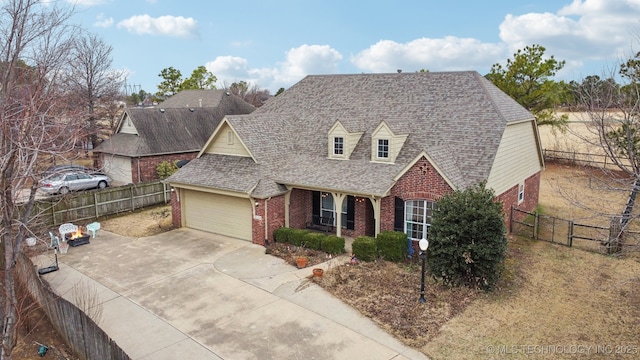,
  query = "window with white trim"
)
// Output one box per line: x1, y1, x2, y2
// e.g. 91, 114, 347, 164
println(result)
321, 192, 335, 225
377, 139, 389, 158
333, 137, 344, 155
518, 182, 525, 204
405, 200, 436, 240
